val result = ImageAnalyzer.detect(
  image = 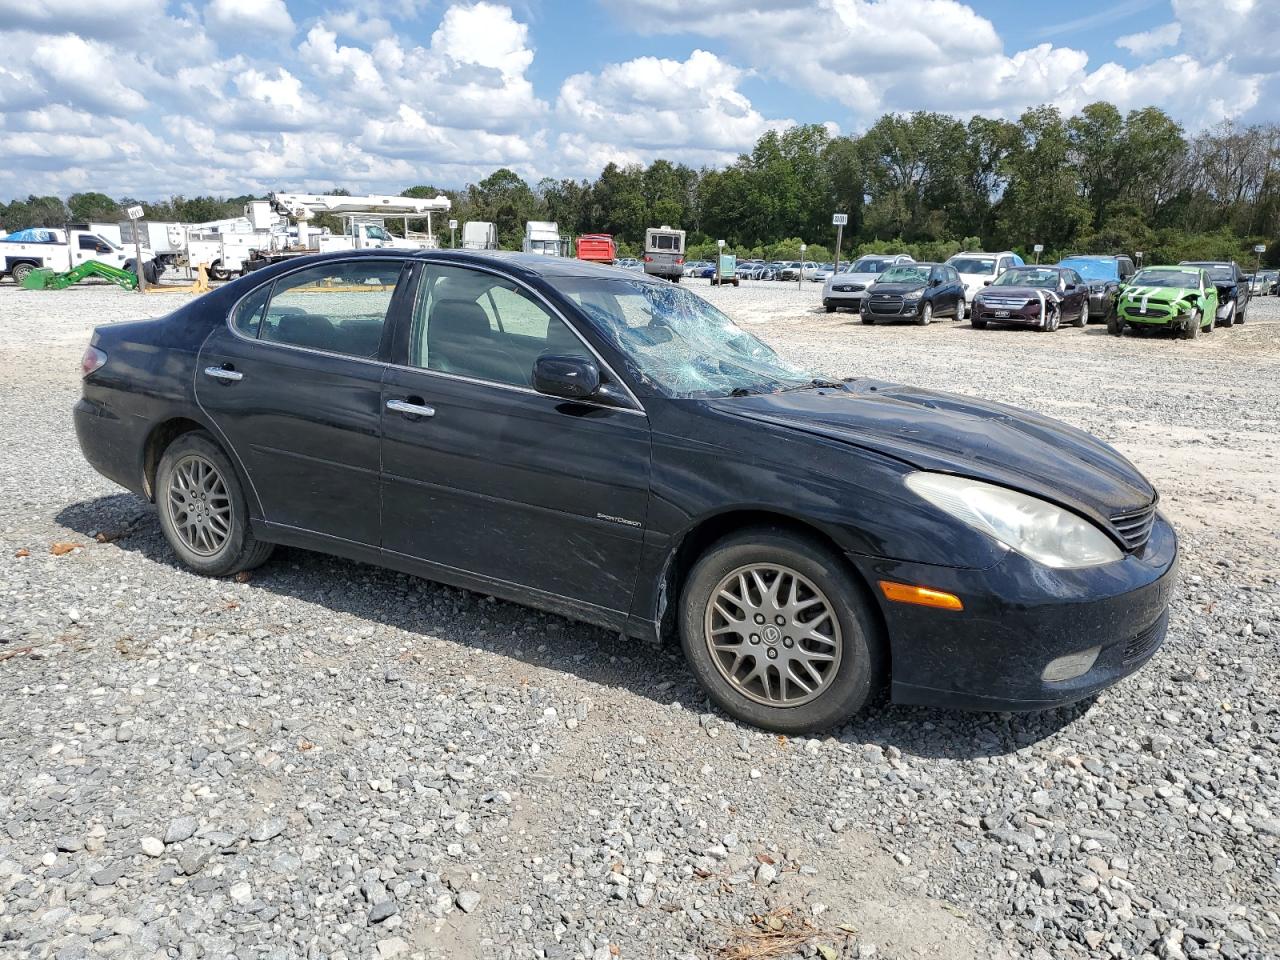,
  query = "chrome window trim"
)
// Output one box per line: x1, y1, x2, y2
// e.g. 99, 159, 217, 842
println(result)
224, 254, 647, 416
